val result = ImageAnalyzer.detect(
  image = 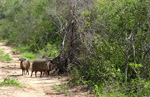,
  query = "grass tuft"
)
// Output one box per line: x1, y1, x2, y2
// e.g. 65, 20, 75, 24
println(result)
0, 78, 23, 88
0, 50, 4, 54
53, 83, 69, 93
21, 52, 36, 61
12, 49, 19, 54
0, 54, 13, 61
